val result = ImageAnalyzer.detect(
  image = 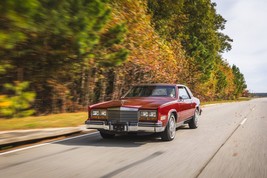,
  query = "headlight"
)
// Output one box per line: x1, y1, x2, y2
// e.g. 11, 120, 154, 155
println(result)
100, 110, 107, 116
140, 110, 157, 121
91, 109, 107, 119
140, 111, 148, 117
149, 111, 157, 117
92, 110, 99, 116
